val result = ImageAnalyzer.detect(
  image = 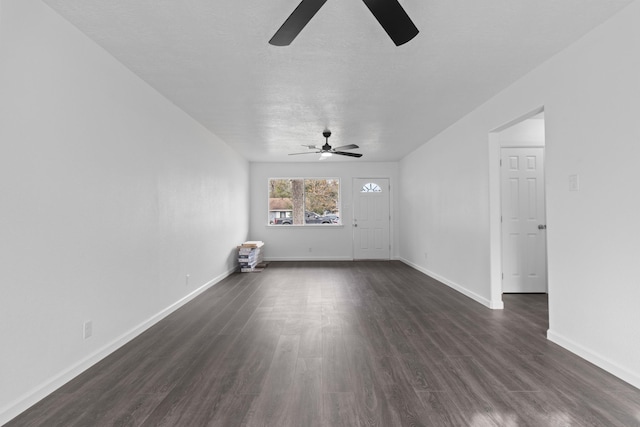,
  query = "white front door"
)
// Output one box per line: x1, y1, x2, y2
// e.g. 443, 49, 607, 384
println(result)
501, 147, 547, 293
353, 178, 390, 260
